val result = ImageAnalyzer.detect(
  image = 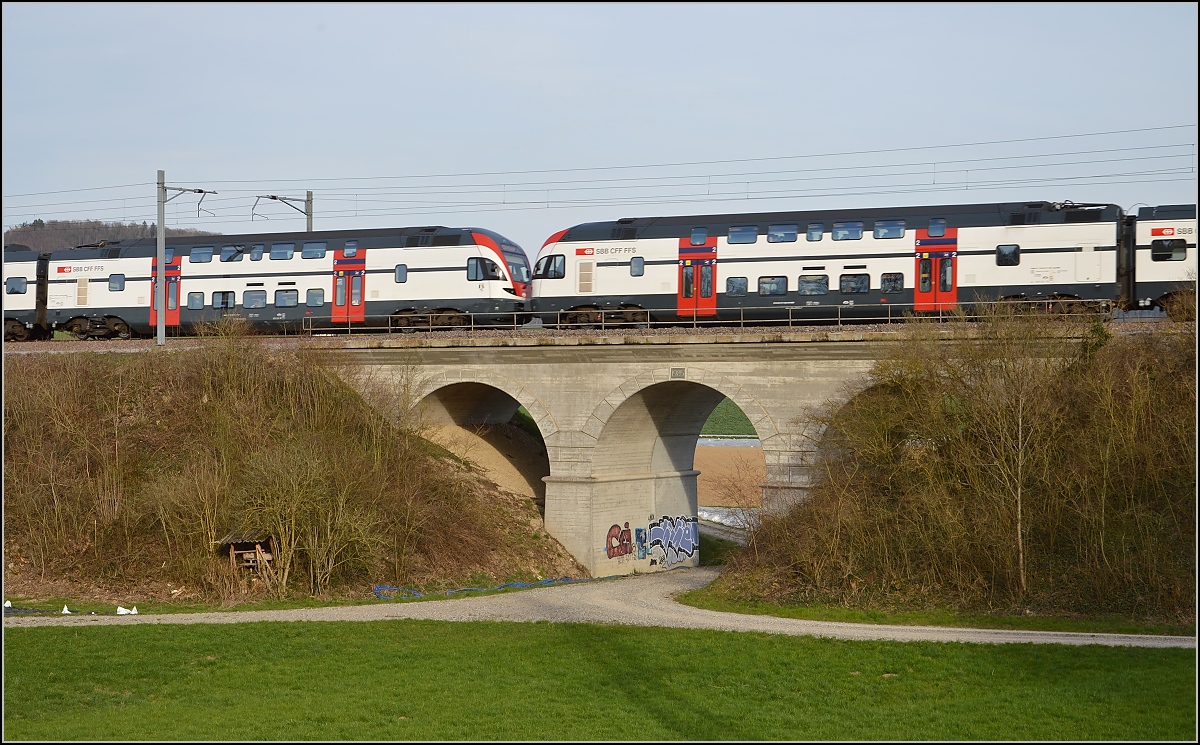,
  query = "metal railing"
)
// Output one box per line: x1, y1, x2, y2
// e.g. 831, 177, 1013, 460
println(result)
296, 298, 1126, 337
